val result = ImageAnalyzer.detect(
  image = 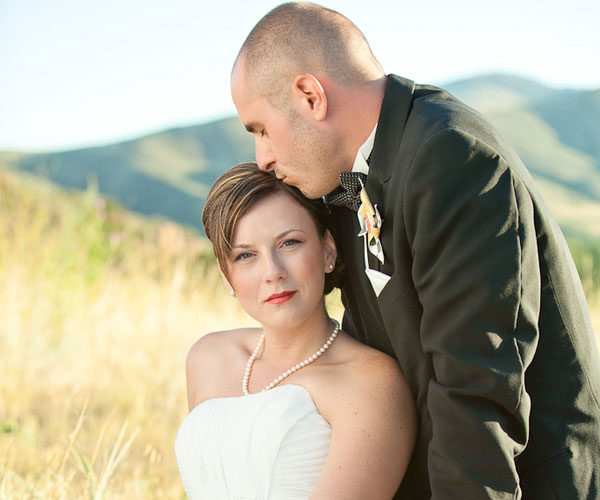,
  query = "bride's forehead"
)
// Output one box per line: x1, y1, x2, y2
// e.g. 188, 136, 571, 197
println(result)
243, 192, 308, 219
234, 194, 316, 235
